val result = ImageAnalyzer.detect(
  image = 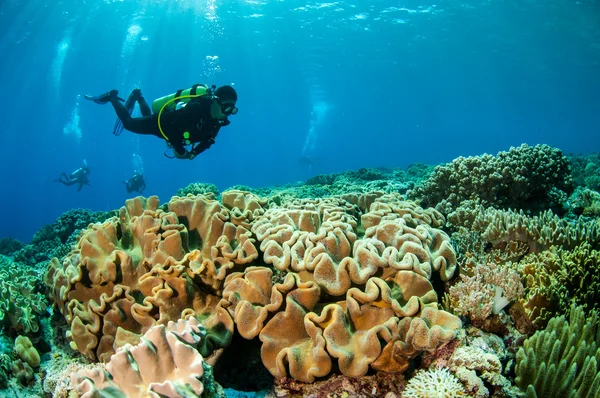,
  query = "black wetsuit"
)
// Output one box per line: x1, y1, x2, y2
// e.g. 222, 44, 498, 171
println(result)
124, 174, 146, 194
55, 168, 90, 191
110, 95, 229, 156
